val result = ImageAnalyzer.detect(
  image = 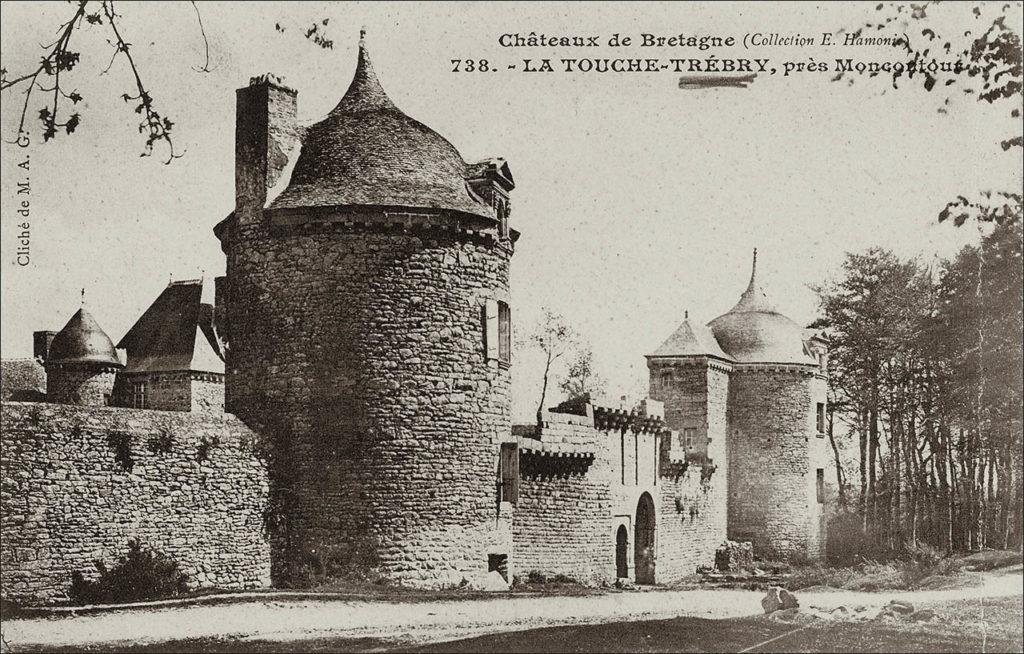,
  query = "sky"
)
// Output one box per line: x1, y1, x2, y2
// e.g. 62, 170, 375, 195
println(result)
1, 1, 1020, 422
